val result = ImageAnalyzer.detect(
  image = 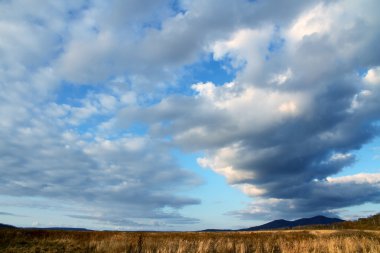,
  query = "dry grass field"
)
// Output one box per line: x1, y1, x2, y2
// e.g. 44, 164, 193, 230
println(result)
1, 228, 380, 253
1, 214, 379, 252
